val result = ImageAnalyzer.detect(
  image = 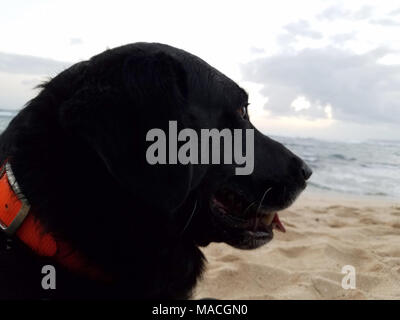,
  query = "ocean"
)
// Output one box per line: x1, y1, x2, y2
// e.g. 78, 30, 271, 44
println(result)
0, 110, 398, 198
274, 135, 400, 199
